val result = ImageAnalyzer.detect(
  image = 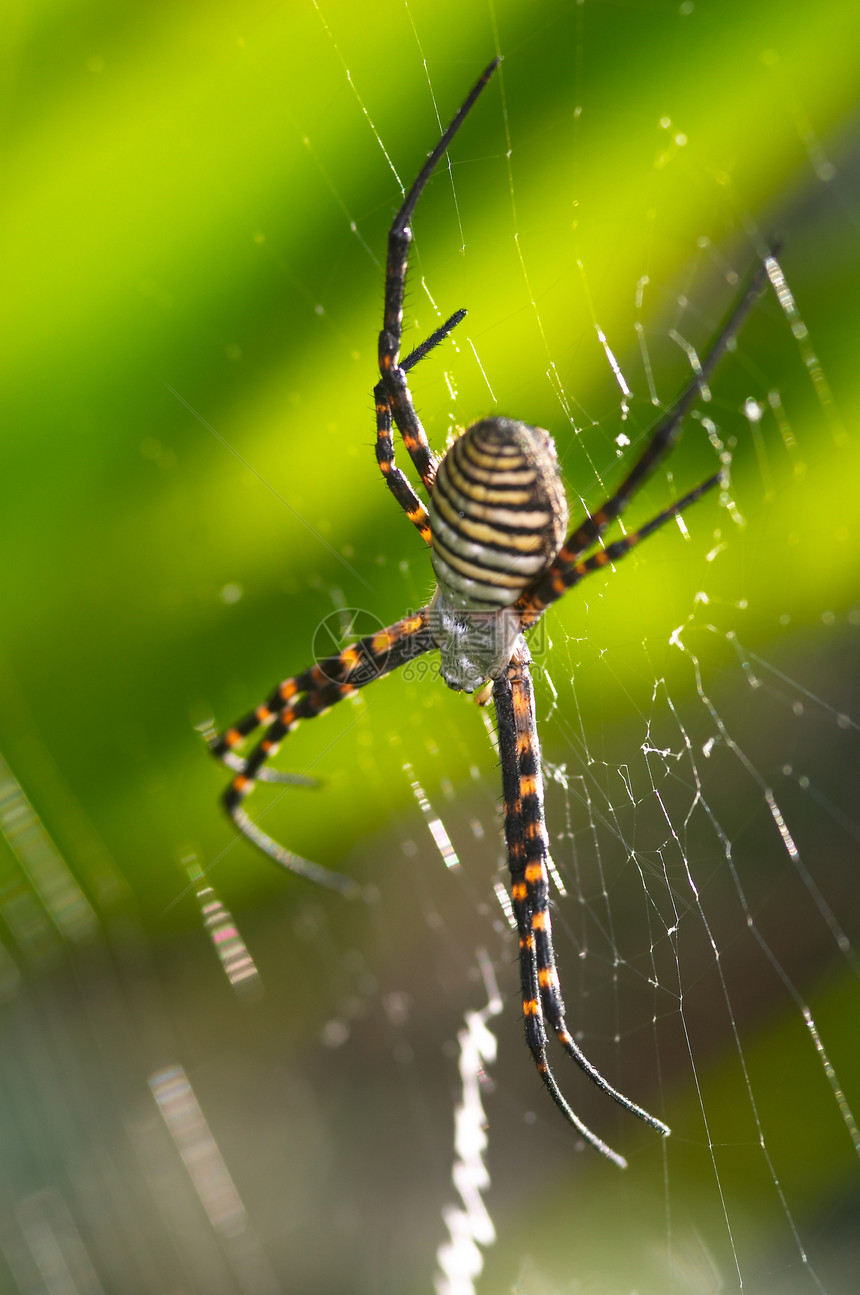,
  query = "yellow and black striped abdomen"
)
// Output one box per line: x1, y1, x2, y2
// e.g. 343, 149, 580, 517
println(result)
429, 418, 569, 608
